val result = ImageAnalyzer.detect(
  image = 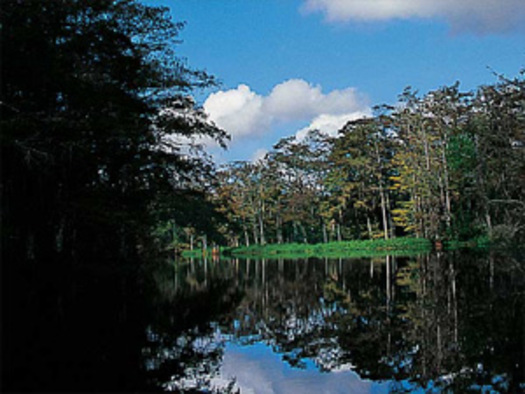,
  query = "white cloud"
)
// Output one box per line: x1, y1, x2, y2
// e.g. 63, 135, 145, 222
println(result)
265, 79, 363, 120
203, 79, 369, 141
295, 110, 371, 141
302, 0, 525, 33
203, 84, 267, 138
251, 148, 269, 163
